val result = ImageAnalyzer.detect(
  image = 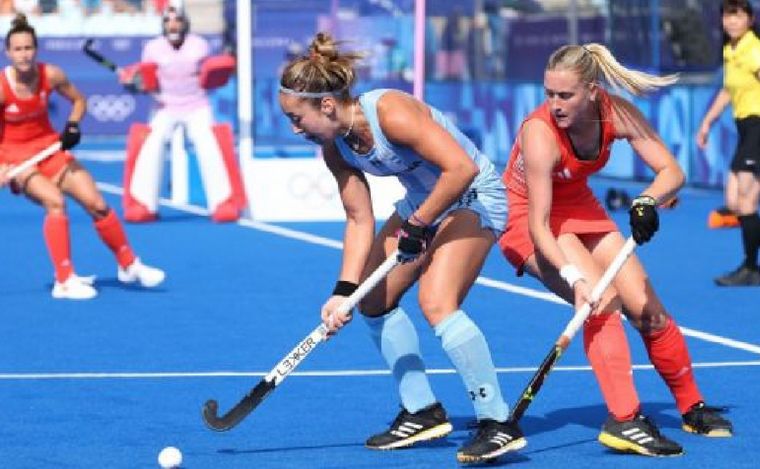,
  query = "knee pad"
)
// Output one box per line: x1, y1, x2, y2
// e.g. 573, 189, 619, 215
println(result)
122, 123, 156, 222
210, 123, 247, 222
